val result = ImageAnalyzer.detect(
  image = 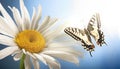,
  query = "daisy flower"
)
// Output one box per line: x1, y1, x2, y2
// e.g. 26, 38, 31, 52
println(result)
0, 0, 82, 69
